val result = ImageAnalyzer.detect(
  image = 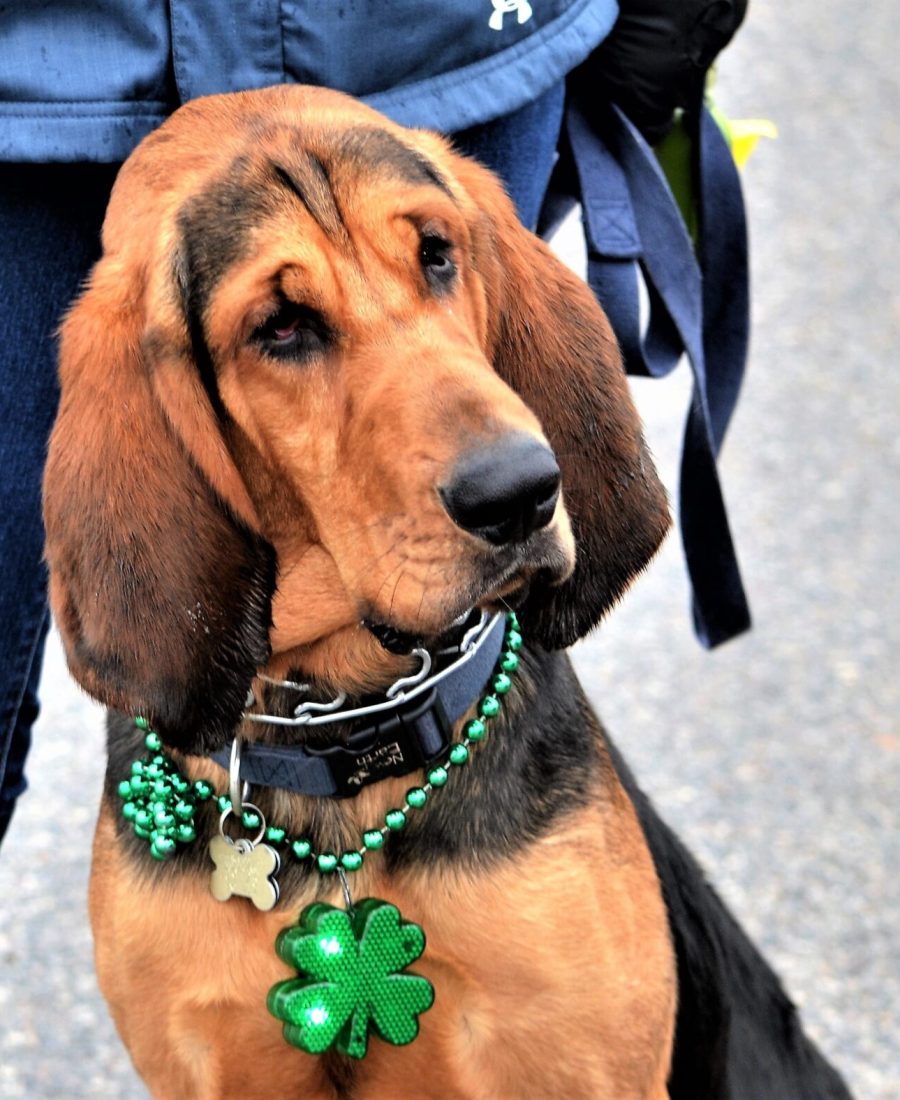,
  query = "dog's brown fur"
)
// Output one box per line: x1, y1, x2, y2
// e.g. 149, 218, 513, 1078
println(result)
44, 86, 675, 1098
